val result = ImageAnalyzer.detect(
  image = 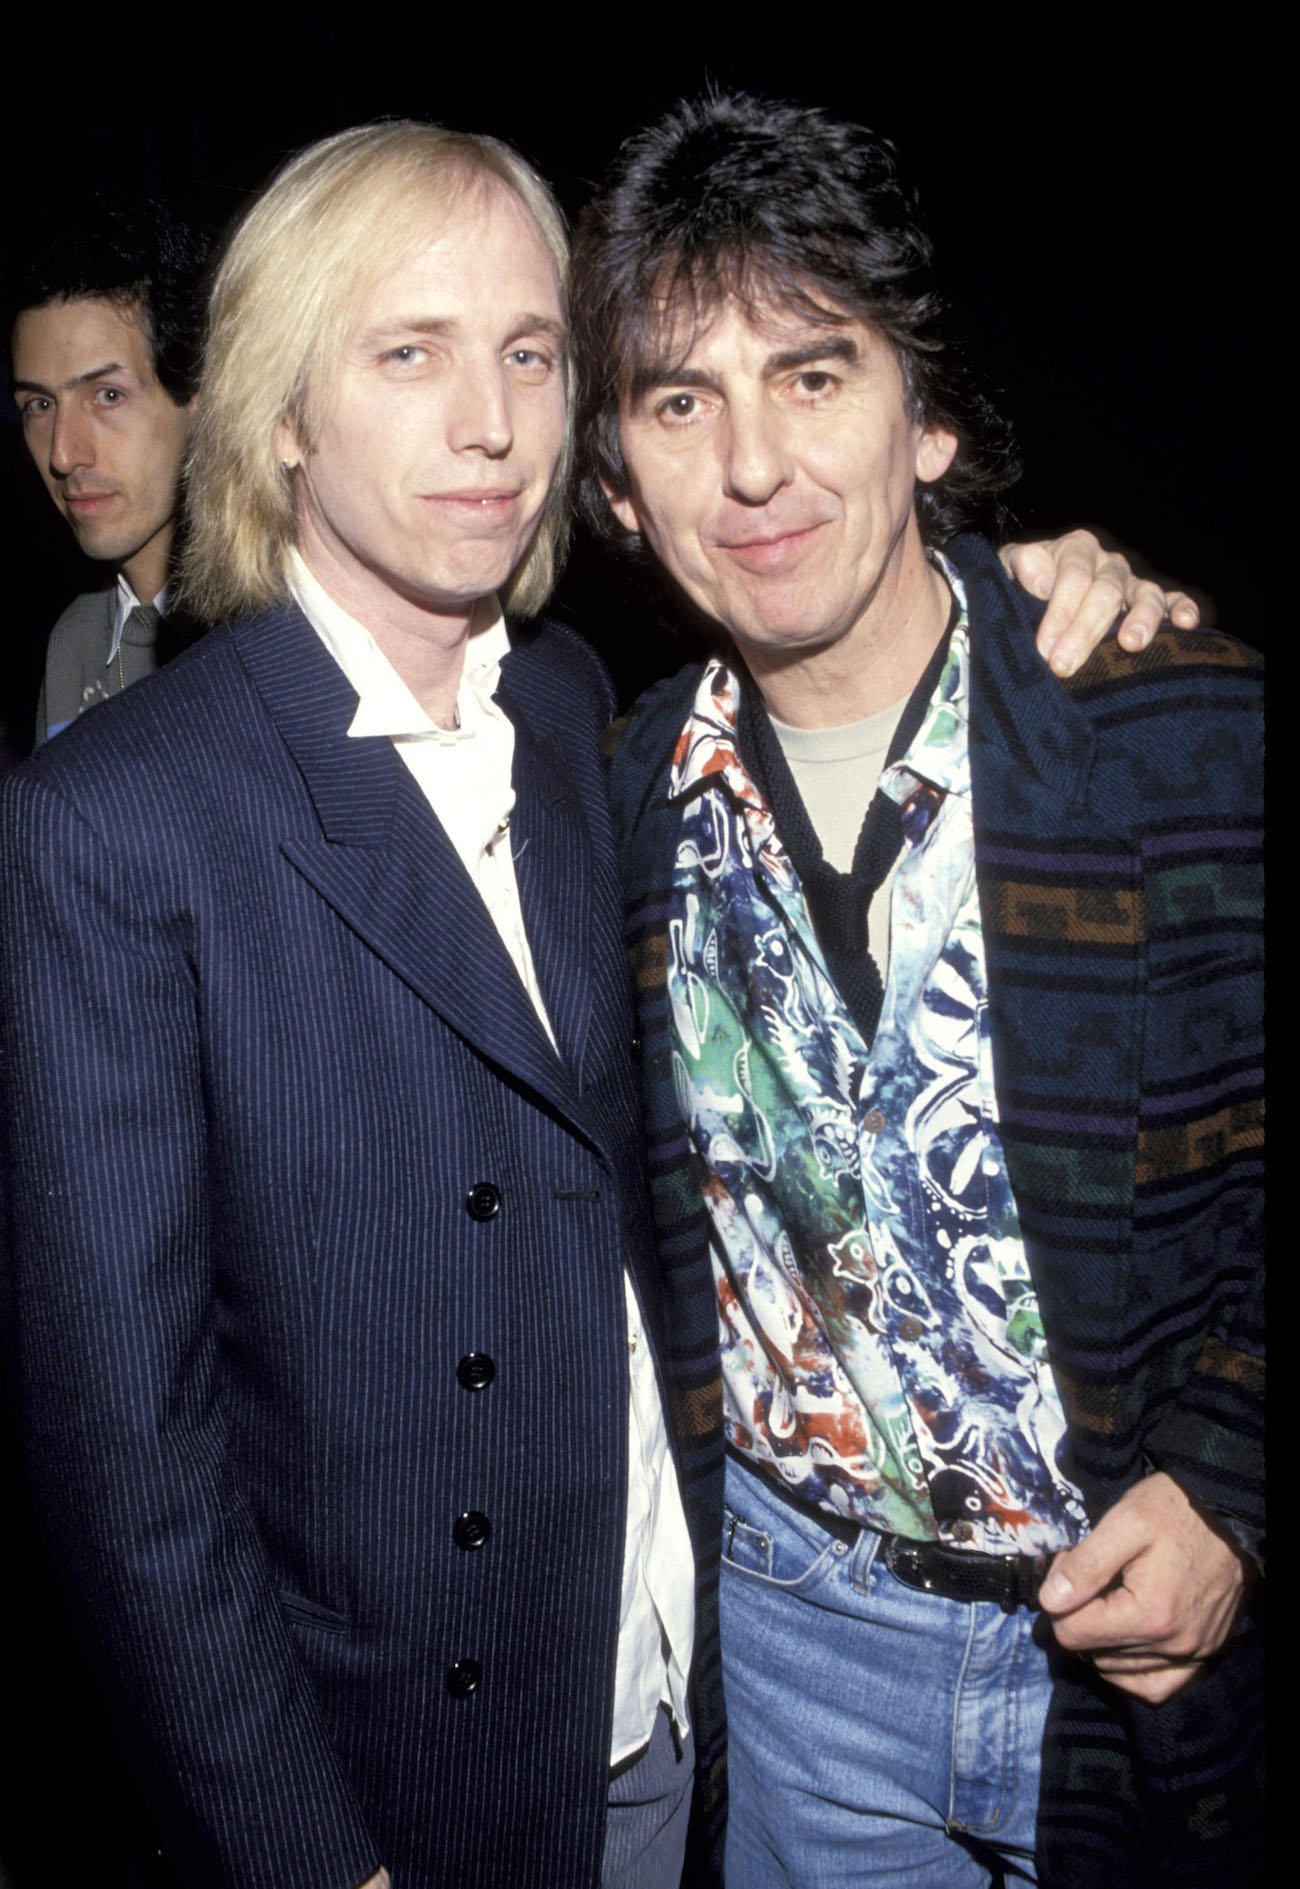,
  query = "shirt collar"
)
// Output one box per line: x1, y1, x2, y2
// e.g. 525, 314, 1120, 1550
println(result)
880, 550, 972, 804
670, 549, 973, 807
287, 548, 510, 745
106, 571, 168, 667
